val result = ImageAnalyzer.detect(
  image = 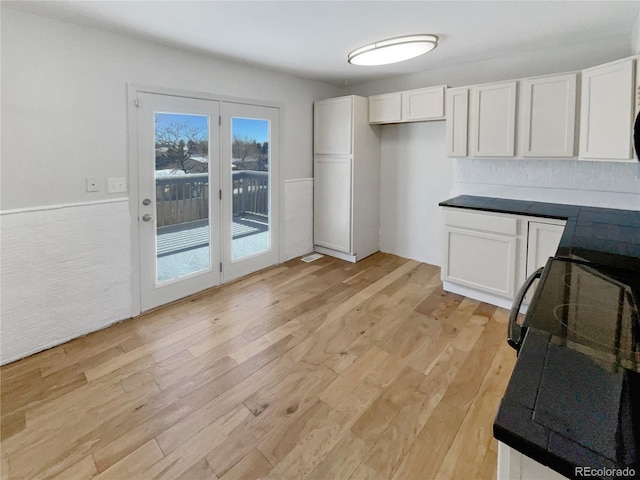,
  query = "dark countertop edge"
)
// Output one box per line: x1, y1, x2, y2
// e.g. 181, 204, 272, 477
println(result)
439, 195, 640, 272
493, 421, 577, 480
493, 413, 621, 480
440, 195, 640, 478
